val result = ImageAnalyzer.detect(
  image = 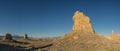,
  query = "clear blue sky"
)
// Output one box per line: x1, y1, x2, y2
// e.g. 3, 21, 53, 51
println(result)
0, 0, 120, 37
